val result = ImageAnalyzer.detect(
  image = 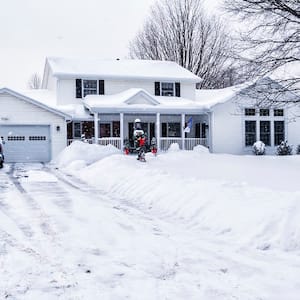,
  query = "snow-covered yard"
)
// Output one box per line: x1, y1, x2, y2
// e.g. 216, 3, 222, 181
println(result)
1, 141, 300, 299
